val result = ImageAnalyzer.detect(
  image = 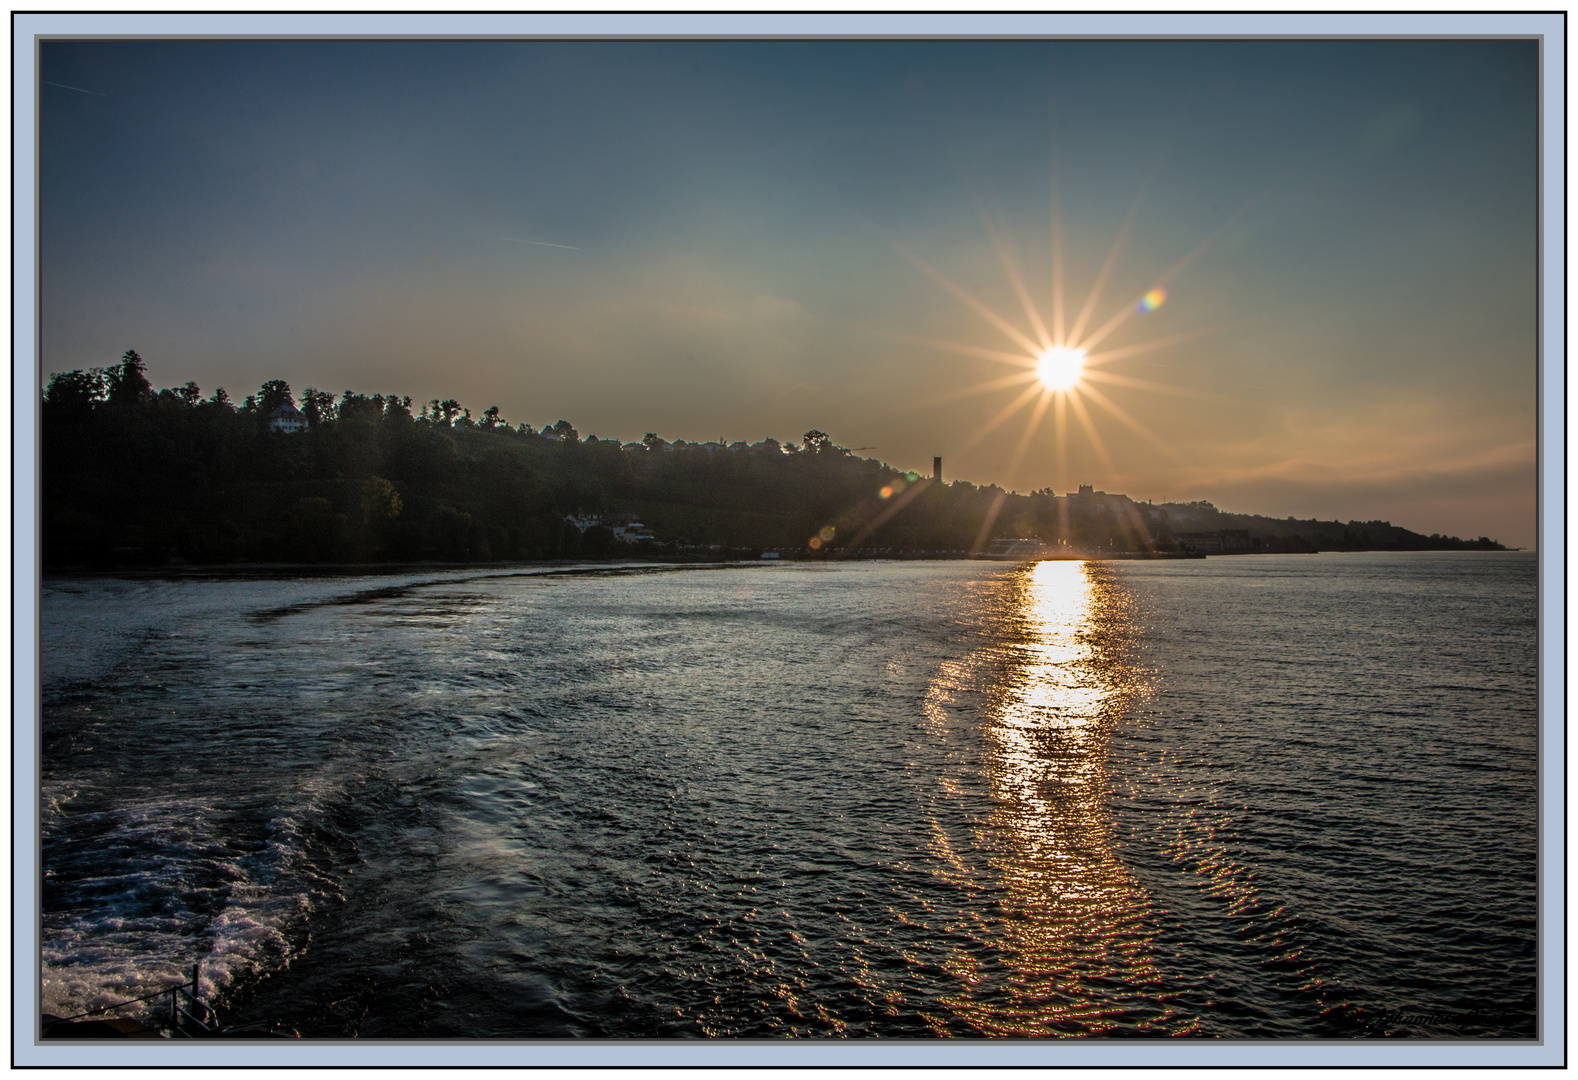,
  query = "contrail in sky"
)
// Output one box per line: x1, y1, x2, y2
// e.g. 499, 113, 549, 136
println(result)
496, 236, 579, 250
44, 80, 107, 96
